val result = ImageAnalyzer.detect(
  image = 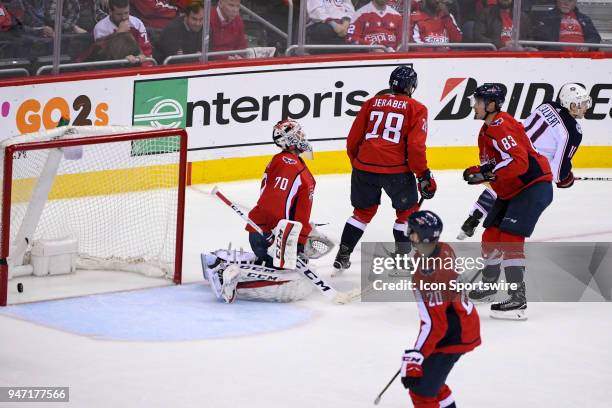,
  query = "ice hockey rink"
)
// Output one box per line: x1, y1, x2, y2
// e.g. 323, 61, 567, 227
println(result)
1, 169, 611, 407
